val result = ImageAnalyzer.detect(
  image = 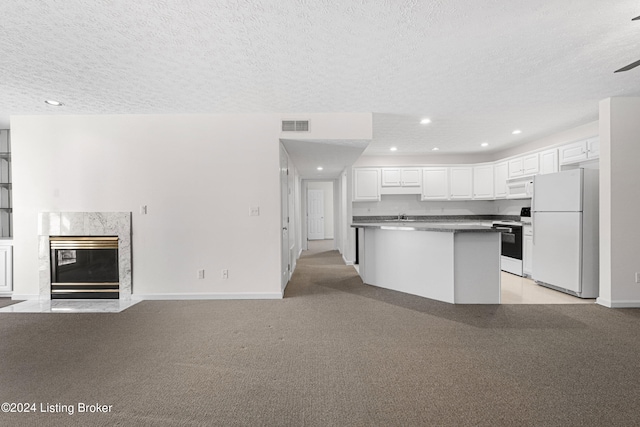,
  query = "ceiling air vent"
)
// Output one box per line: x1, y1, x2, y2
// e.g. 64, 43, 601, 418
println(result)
282, 120, 310, 132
